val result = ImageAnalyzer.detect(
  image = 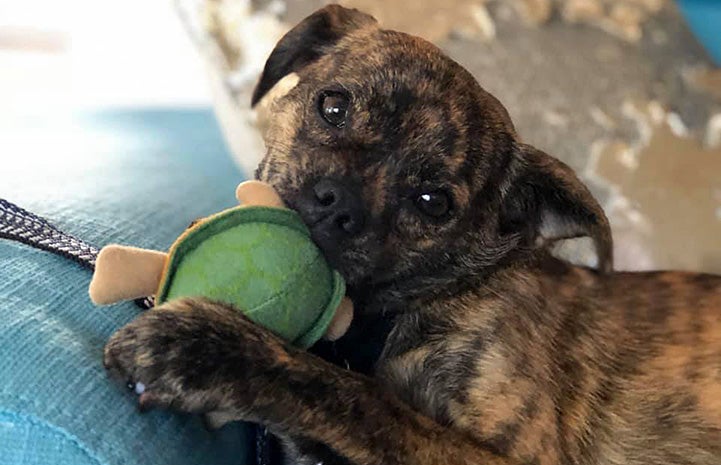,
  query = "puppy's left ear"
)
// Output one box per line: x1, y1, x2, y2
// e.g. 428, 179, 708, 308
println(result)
251, 5, 377, 107
500, 144, 613, 273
